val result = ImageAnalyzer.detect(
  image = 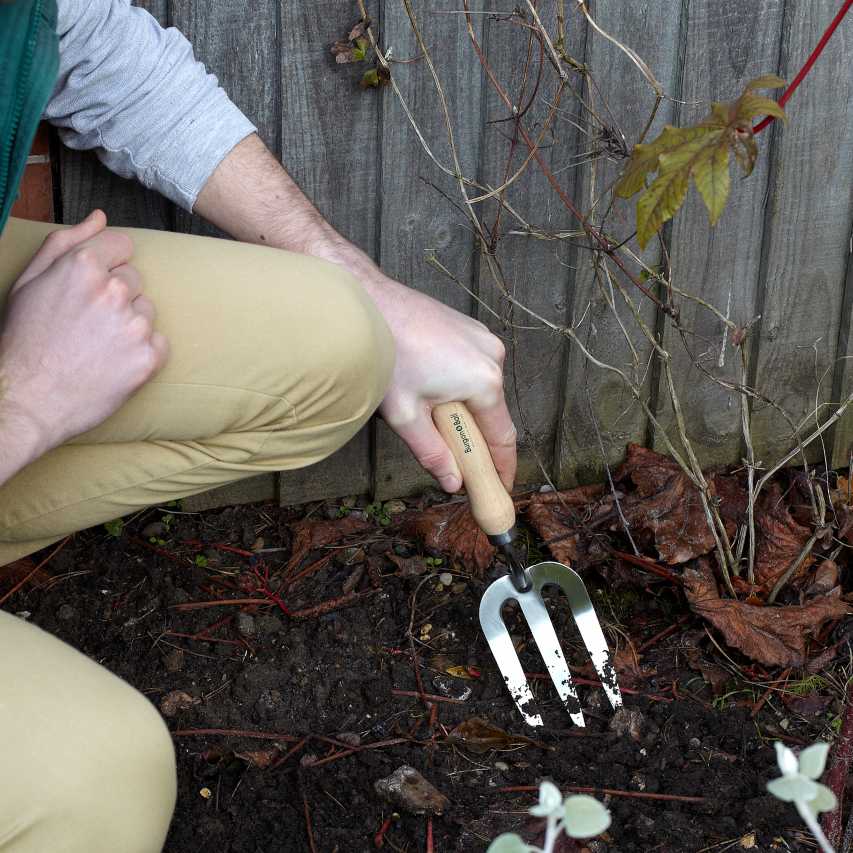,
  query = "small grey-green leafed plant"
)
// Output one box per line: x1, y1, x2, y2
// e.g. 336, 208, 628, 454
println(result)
767, 742, 836, 853
487, 781, 611, 853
